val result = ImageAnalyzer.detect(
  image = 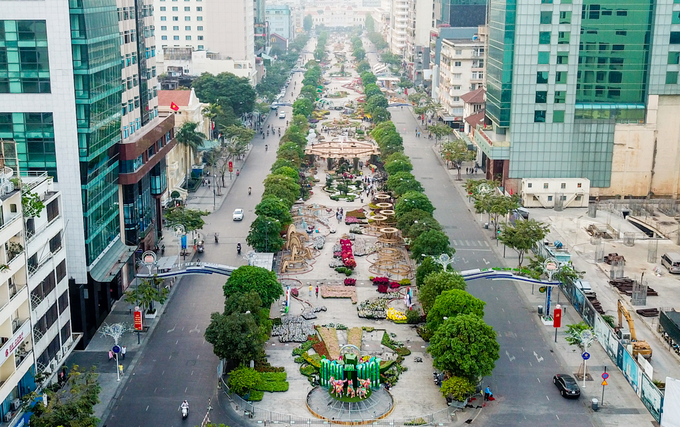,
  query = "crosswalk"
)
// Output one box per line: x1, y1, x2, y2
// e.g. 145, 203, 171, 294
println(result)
451, 239, 490, 249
